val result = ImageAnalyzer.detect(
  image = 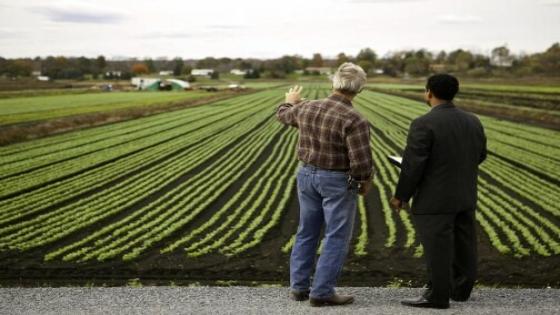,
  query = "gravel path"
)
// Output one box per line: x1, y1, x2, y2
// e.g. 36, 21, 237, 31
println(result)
1, 286, 559, 314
